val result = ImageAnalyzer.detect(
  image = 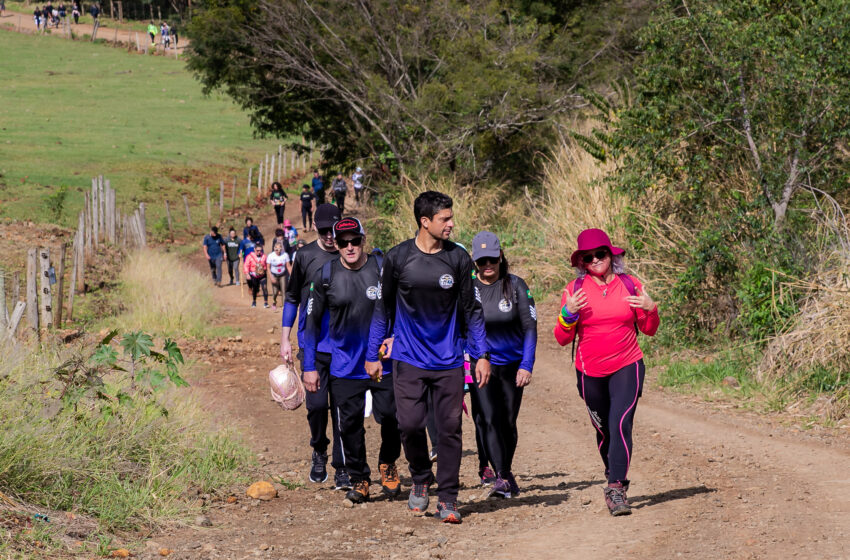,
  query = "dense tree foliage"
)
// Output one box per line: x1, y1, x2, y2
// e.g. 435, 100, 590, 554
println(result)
610, 0, 850, 338
186, 0, 642, 180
